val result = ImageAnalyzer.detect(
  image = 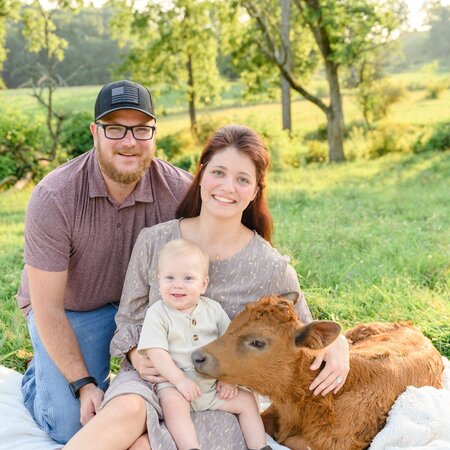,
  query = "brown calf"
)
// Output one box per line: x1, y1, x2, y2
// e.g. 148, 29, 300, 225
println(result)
192, 293, 444, 450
